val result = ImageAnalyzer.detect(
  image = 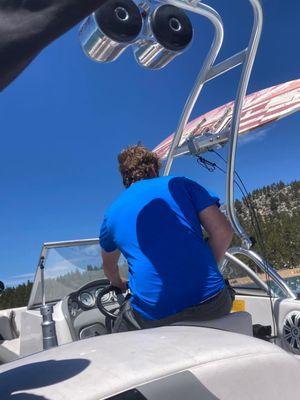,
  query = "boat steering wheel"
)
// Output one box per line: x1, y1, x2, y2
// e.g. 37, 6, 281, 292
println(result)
96, 284, 127, 320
